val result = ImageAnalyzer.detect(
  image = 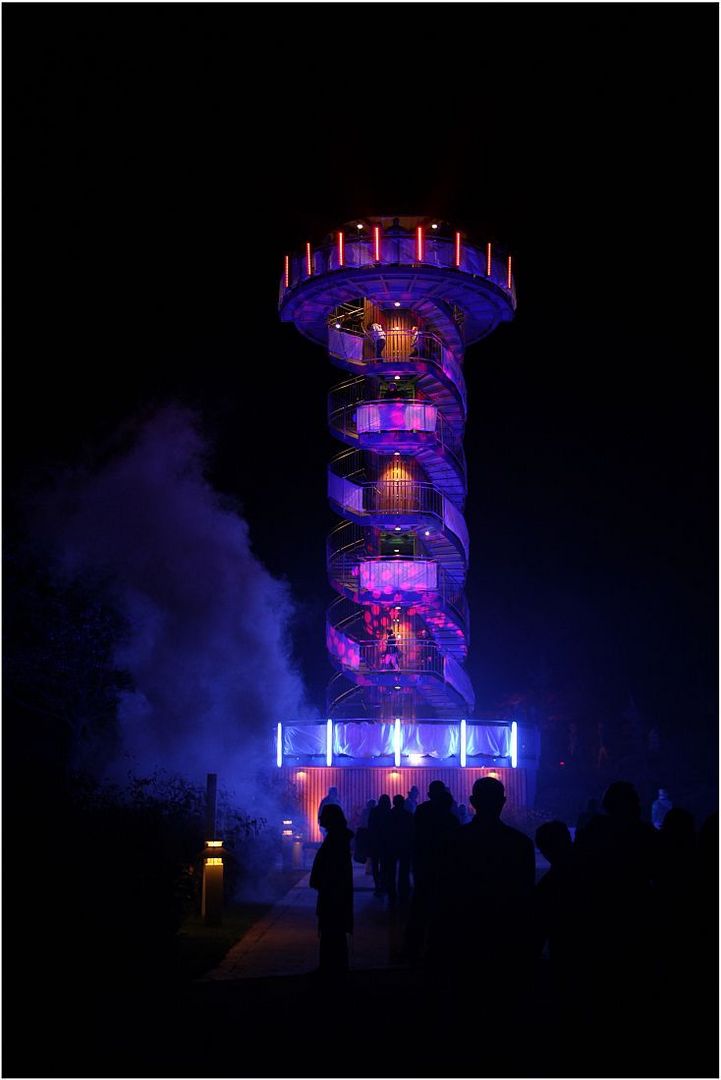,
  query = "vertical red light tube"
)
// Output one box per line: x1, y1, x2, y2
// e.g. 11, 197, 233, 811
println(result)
373, 225, 381, 262
486, 242, 492, 277
284, 255, 290, 288
416, 226, 424, 262
455, 231, 461, 267
306, 242, 313, 276
507, 255, 513, 289
337, 231, 344, 267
